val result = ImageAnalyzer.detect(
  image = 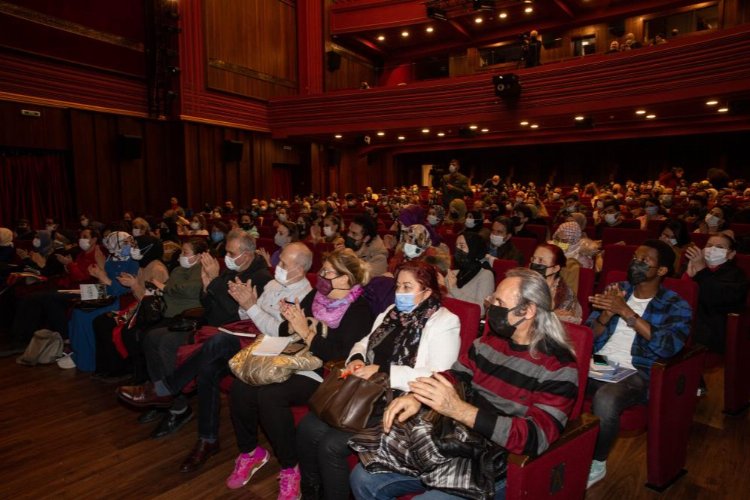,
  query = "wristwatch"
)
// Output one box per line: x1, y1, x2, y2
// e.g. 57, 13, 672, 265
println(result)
625, 313, 639, 328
